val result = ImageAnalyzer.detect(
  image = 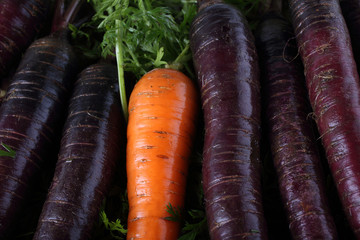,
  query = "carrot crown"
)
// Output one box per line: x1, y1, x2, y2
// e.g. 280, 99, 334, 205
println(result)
87, 0, 197, 121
